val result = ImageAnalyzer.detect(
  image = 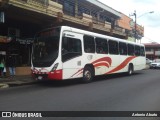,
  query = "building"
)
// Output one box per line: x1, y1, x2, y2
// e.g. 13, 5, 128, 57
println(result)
0, 0, 143, 75
144, 43, 160, 60
117, 12, 144, 42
